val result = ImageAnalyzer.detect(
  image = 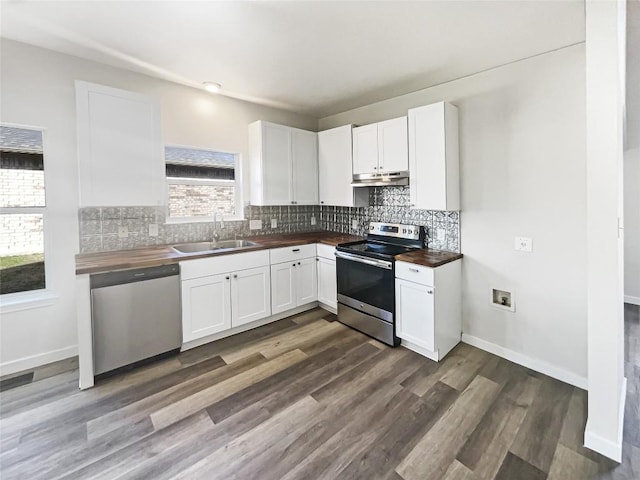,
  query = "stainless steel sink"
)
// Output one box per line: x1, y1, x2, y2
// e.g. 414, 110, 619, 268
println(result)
172, 239, 258, 254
